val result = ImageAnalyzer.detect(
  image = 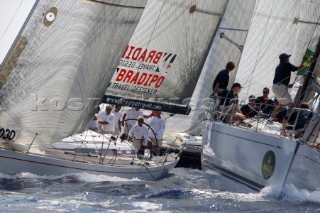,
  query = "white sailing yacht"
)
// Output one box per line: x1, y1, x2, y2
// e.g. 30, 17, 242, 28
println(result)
202, 0, 320, 192
0, 0, 177, 180
0, 0, 228, 180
